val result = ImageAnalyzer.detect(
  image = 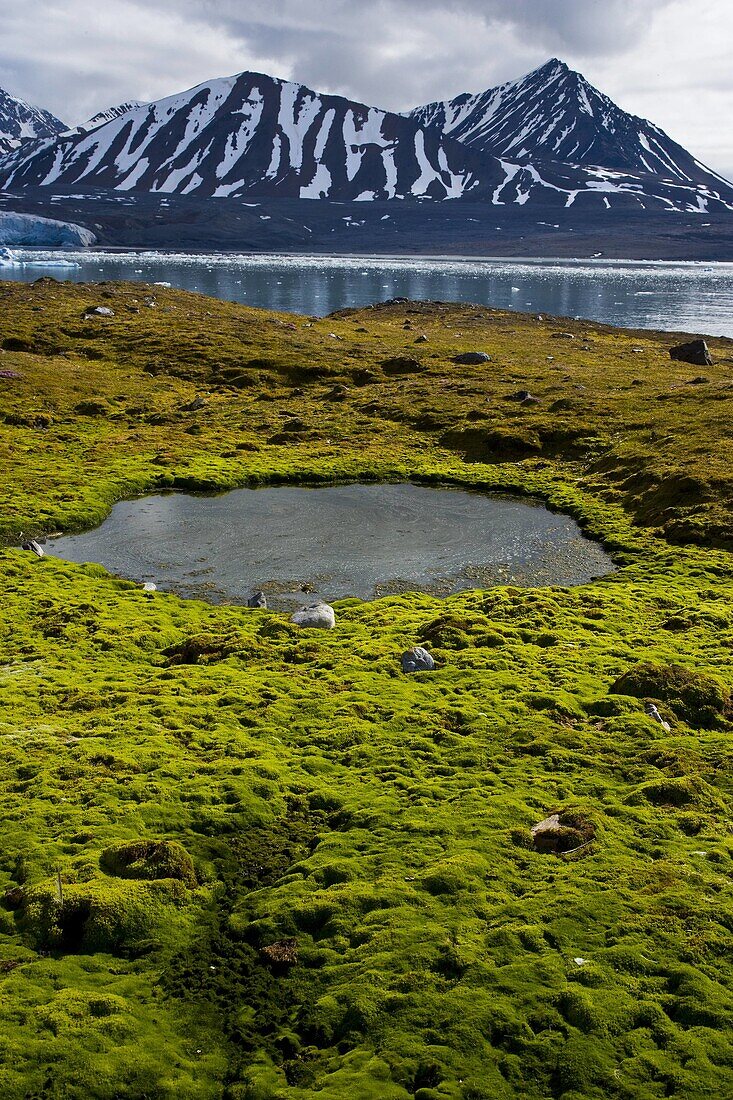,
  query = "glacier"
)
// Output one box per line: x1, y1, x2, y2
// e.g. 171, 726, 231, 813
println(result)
0, 211, 96, 247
